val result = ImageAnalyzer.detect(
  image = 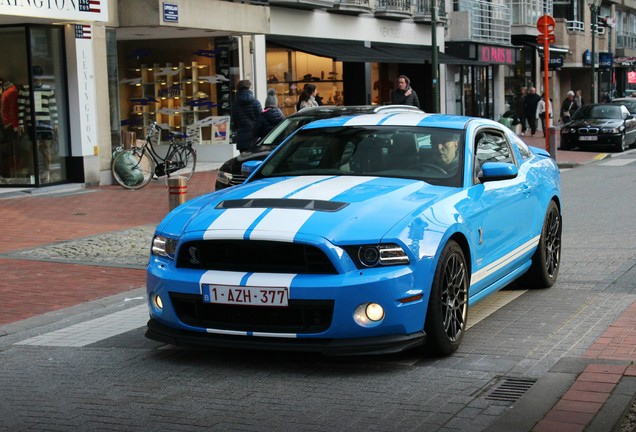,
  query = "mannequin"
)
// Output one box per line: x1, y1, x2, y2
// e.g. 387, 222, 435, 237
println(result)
18, 68, 57, 183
